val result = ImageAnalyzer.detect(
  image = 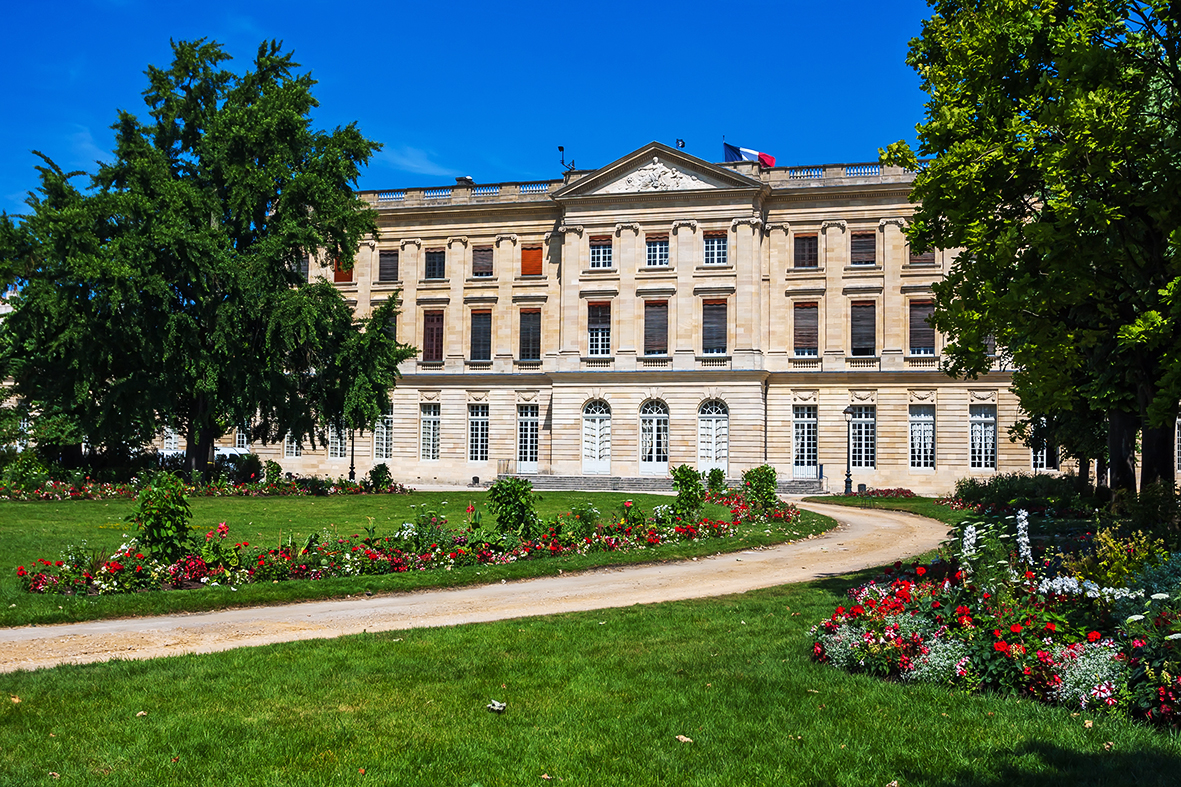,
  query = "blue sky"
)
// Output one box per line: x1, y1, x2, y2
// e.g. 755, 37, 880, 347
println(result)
0, 0, 934, 216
